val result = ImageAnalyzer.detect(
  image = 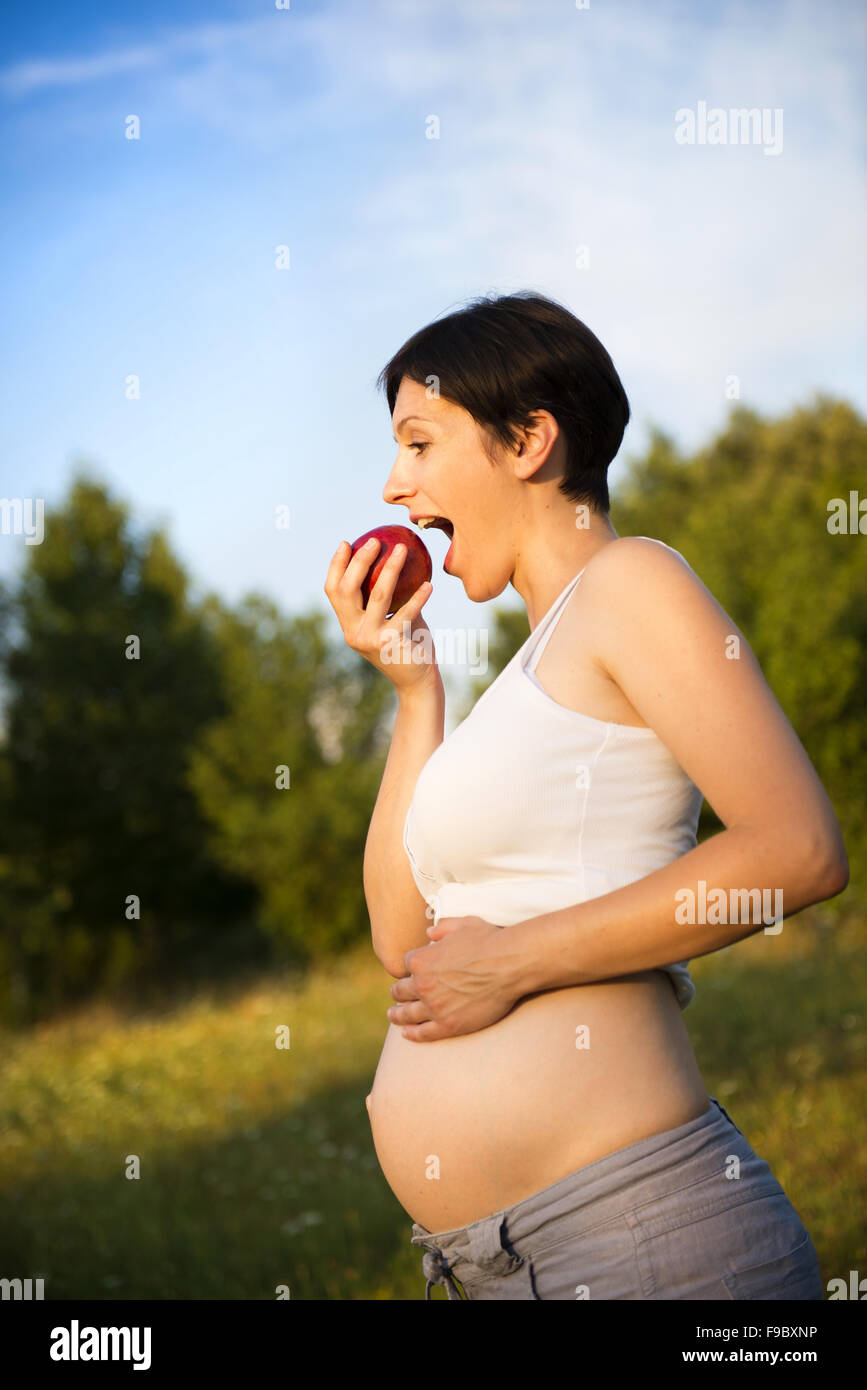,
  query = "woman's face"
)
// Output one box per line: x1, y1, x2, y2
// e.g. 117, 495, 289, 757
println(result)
382, 375, 520, 602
